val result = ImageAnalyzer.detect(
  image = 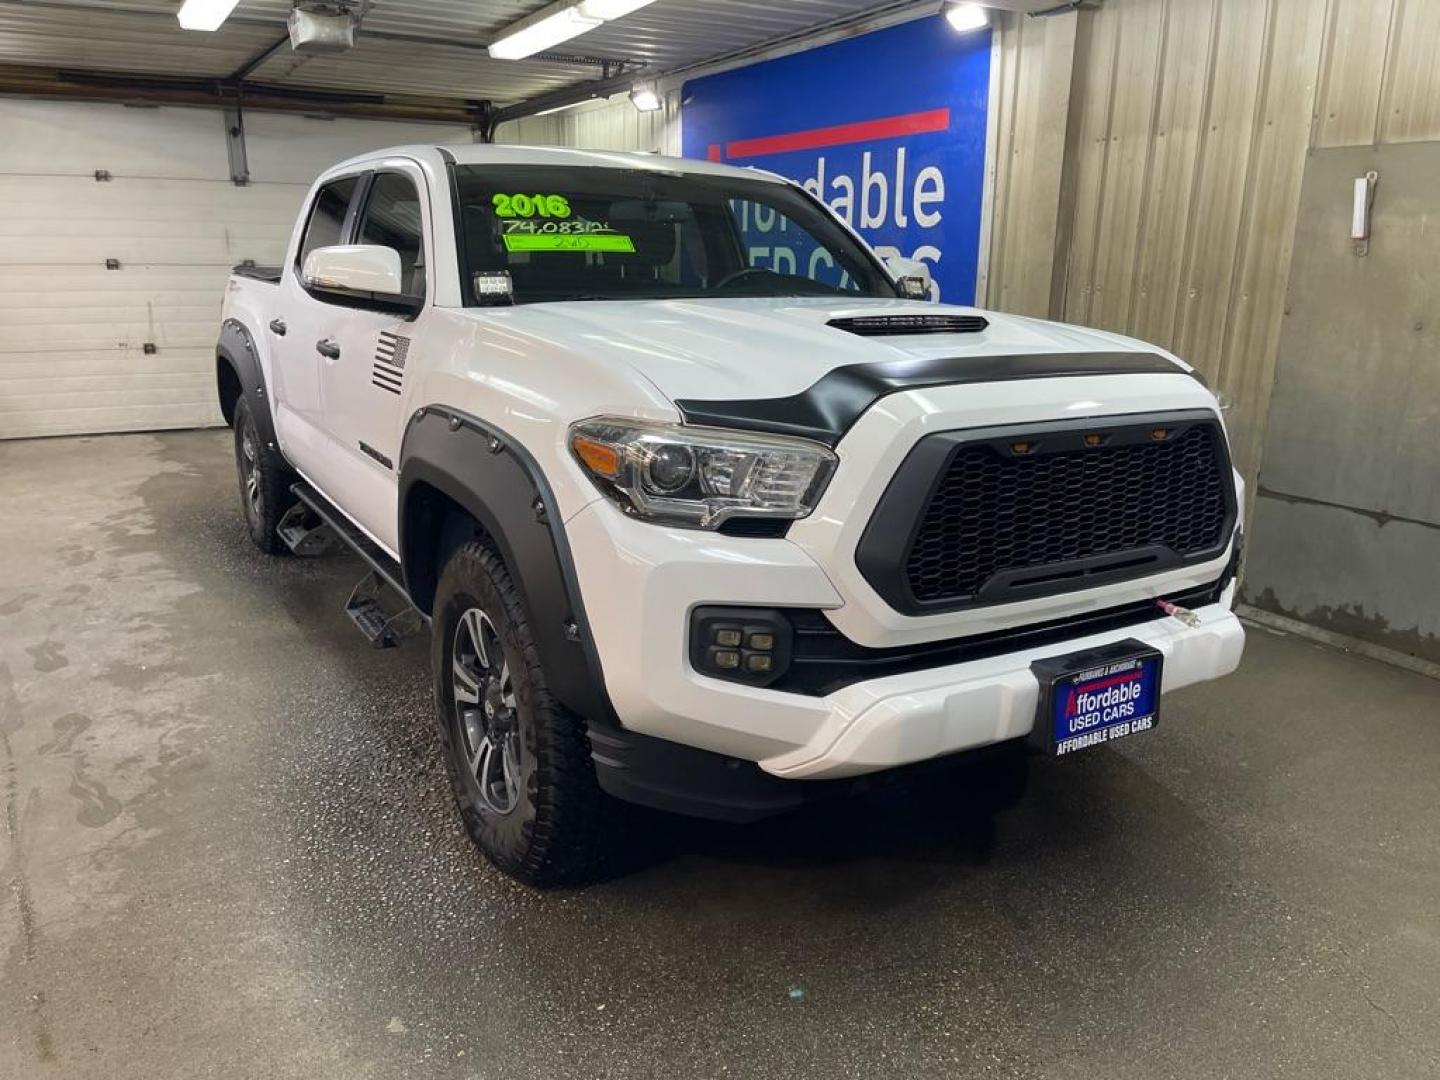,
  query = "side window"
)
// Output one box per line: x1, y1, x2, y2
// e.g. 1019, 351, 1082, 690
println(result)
356, 172, 426, 298
298, 175, 359, 269
728, 197, 862, 293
